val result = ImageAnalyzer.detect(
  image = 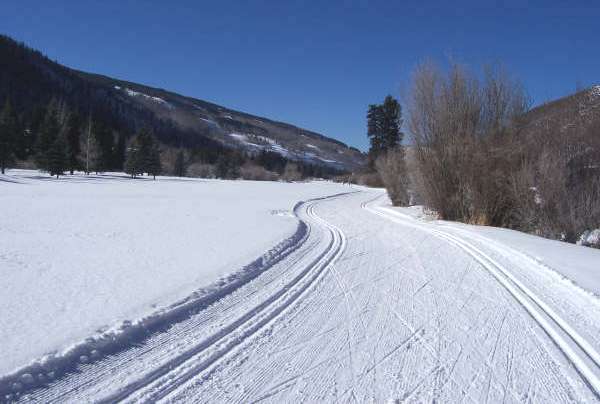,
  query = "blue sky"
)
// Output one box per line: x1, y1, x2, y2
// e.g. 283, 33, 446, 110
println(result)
2, 1, 599, 150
